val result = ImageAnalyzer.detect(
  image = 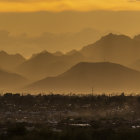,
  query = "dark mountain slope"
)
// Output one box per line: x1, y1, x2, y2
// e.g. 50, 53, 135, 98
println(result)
27, 62, 140, 92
